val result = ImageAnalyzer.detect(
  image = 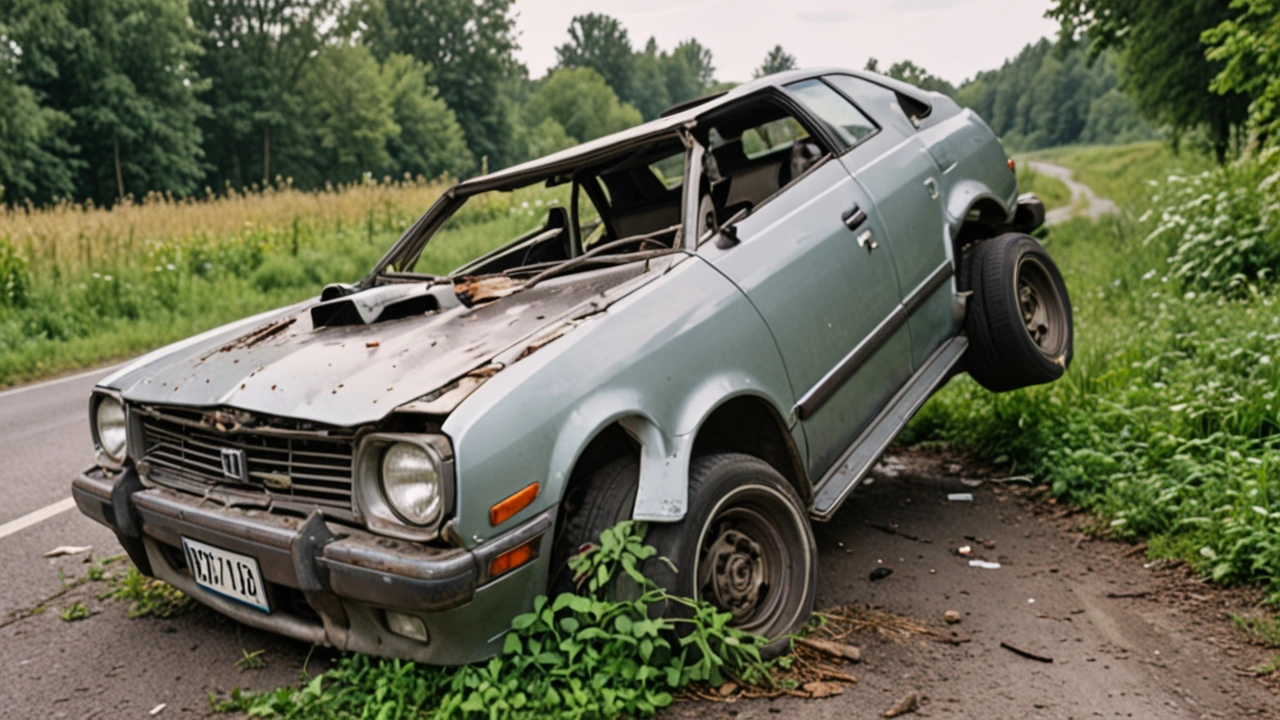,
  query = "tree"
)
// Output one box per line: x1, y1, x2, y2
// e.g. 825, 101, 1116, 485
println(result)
555, 13, 634, 105
524, 67, 642, 145
882, 60, 957, 95
1048, 0, 1251, 161
190, 0, 345, 189
362, 0, 523, 169
5, 0, 209, 205
664, 39, 716, 106
0, 21, 76, 204
630, 38, 671, 120
298, 45, 399, 184
380, 54, 473, 179
754, 45, 797, 78
1202, 0, 1280, 147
